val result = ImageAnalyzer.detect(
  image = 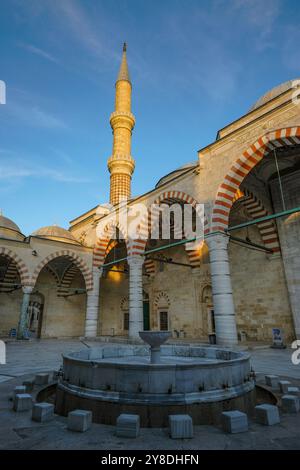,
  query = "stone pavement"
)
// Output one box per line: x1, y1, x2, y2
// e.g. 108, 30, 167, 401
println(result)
0, 339, 300, 450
